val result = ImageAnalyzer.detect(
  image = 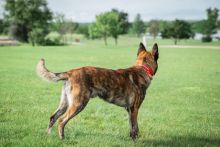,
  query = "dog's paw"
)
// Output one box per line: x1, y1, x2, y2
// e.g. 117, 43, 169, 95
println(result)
47, 127, 52, 135
130, 131, 139, 140
58, 127, 65, 140
59, 134, 64, 140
